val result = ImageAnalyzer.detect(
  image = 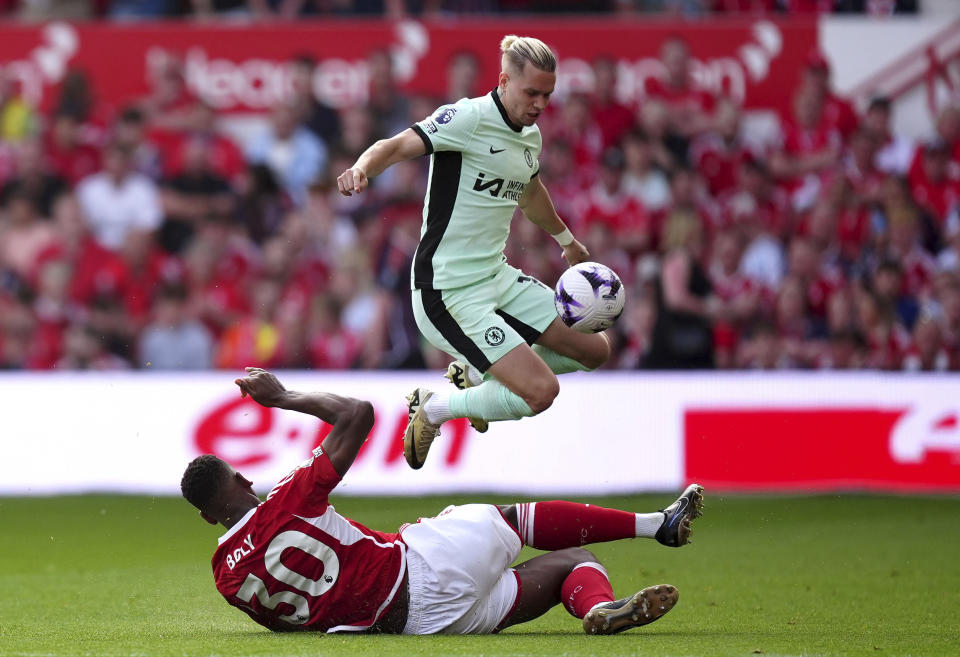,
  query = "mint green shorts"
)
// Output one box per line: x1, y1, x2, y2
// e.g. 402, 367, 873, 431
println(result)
412, 264, 558, 373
